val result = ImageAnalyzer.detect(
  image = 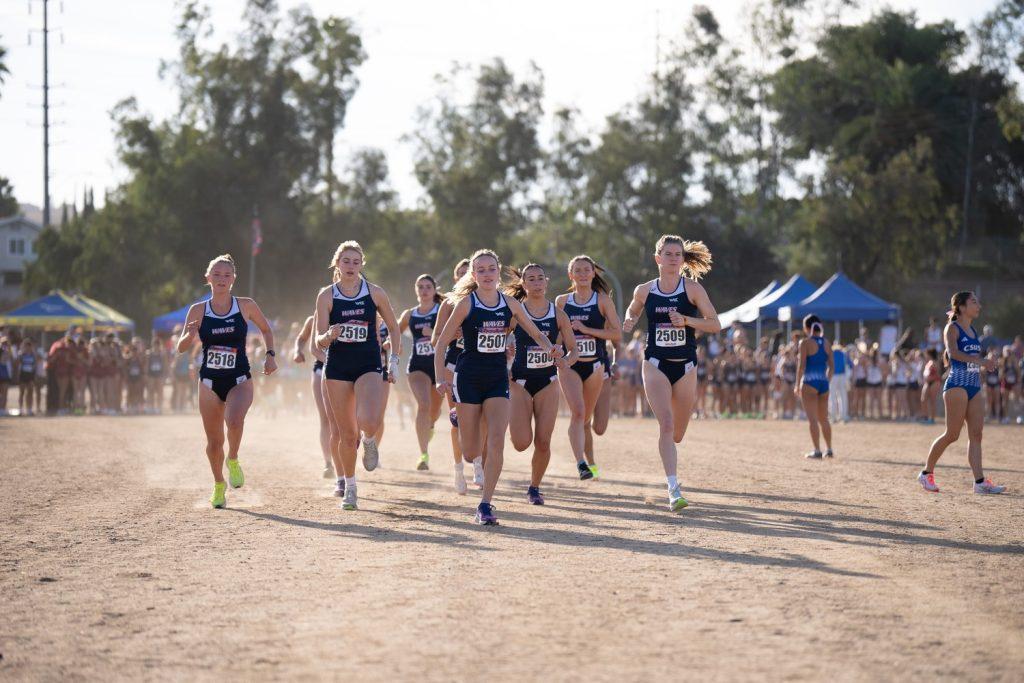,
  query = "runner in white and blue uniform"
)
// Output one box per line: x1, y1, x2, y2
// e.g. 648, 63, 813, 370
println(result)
796, 314, 834, 459
176, 253, 277, 509
555, 255, 621, 480
431, 259, 471, 494
314, 241, 402, 512
399, 274, 445, 472
623, 235, 721, 513
433, 249, 563, 526
918, 291, 1005, 495
505, 264, 580, 505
